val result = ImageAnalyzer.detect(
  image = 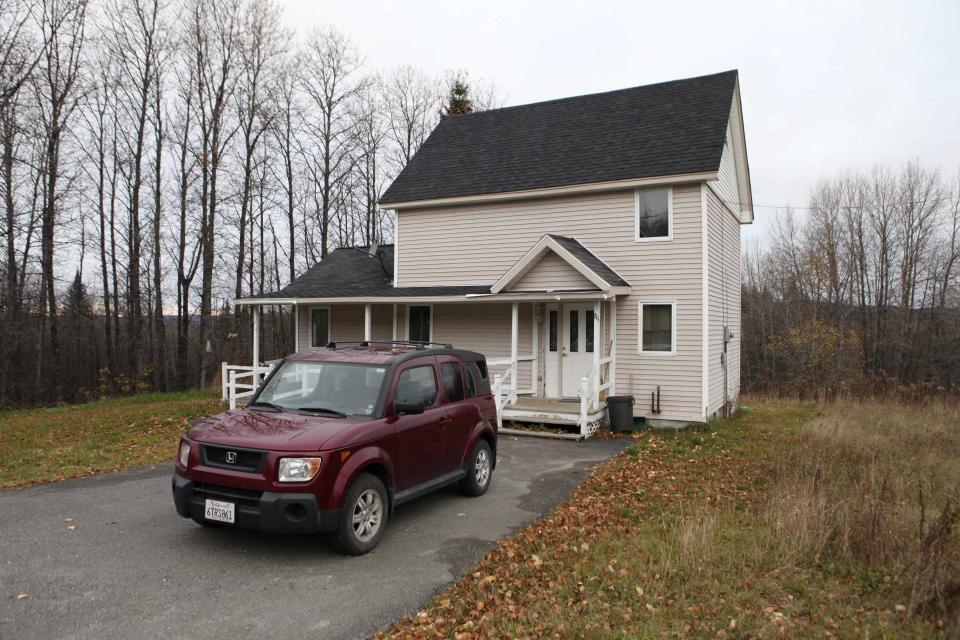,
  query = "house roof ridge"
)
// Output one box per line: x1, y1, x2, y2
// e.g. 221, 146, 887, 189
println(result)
445, 70, 739, 119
